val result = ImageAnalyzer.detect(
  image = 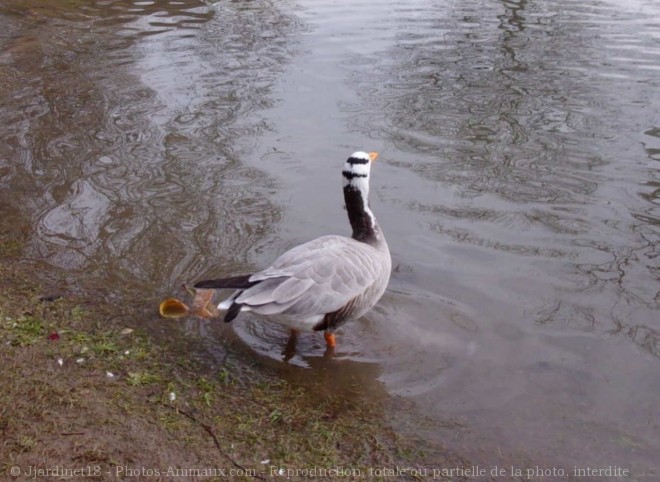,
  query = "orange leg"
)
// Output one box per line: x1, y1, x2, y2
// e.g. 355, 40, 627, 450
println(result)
324, 331, 336, 348
190, 288, 219, 318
